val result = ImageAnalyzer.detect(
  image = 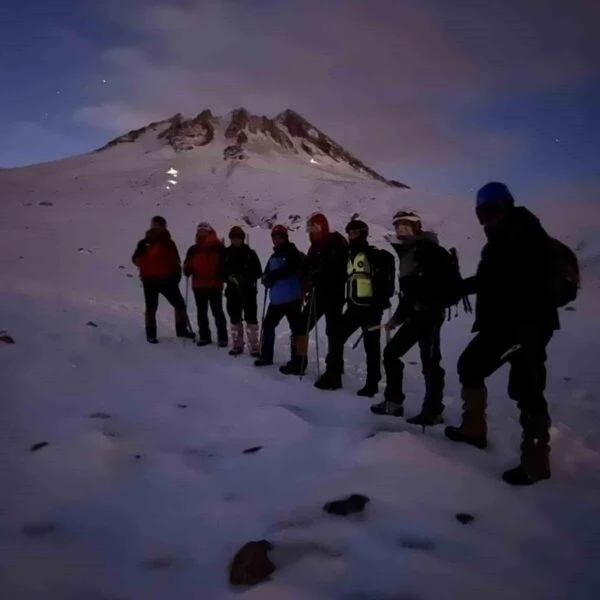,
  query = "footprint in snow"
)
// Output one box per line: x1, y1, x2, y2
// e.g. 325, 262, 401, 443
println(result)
89, 412, 112, 420
400, 537, 436, 551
